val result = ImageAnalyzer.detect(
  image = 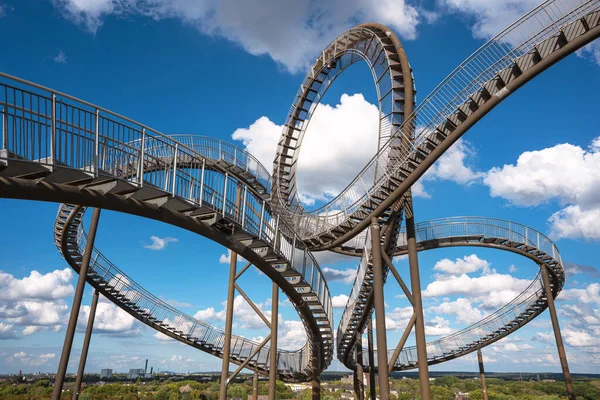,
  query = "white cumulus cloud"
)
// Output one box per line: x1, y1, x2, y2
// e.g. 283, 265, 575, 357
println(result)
331, 294, 349, 308
52, 0, 421, 72
78, 296, 140, 336
0, 268, 74, 301
433, 254, 490, 275
322, 267, 357, 285
233, 93, 380, 206
483, 137, 600, 240
144, 236, 178, 250
429, 298, 485, 325
439, 0, 542, 40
